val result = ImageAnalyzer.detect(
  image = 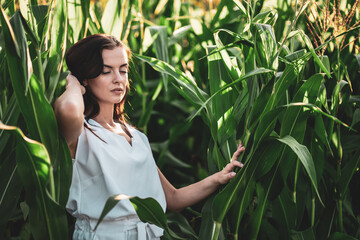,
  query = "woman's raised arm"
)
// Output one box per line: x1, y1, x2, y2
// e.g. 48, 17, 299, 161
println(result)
159, 144, 245, 212
53, 74, 85, 149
